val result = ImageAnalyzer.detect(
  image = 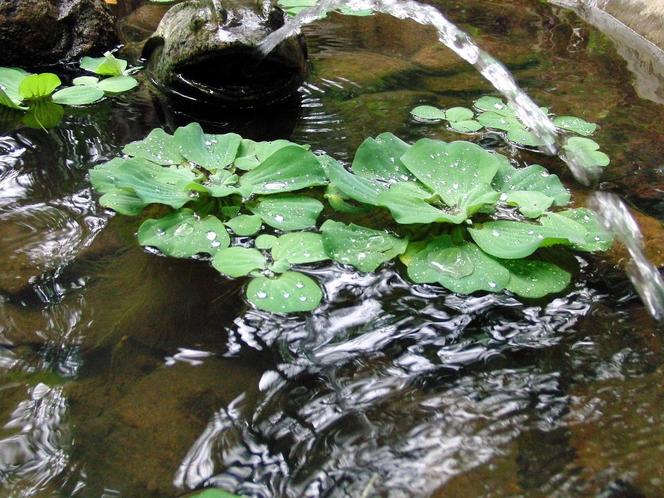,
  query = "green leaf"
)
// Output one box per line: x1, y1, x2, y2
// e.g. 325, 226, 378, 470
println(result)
98, 75, 139, 94
504, 190, 554, 218
99, 189, 147, 216
410, 105, 446, 121
255, 234, 277, 250
492, 163, 570, 206
400, 139, 500, 219
52, 85, 104, 105
474, 96, 515, 116
477, 111, 522, 131
239, 146, 327, 195
337, 6, 373, 15
506, 127, 544, 147
221, 206, 241, 218
95, 157, 197, 209
468, 220, 574, 259
81, 52, 128, 77
18, 73, 61, 100
0, 67, 29, 106
246, 271, 322, 313
449, 120, 482, 133
124, 128, 184, 165
553, 116, 597, 136
540, 208, 613, 251
445, 107, 474, 122
174, 123, 242, 171
278, 0, 371, 16
22, 100, 63, 129
225, 214, 262, 236
324, 185, 371, 214
271, 232, 328, 265
138, 209, 230, 257
204, 170, 241, 198
0, 88, 24, 110
406, 237, 510, 293
234, 139, 308, 171
321, 220, 407, 272
89, 158, 125, 193
377, 182, 467, 224
212, 247, 267, 277
248, 195, 324, 231
73, 76, 100, 86
187, 489, 244, 498
406, 235, 474, 282
351, 132, 413, 183
321, 154, 386, 205
501, 259, 571, 298
563, 137, 610, 170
